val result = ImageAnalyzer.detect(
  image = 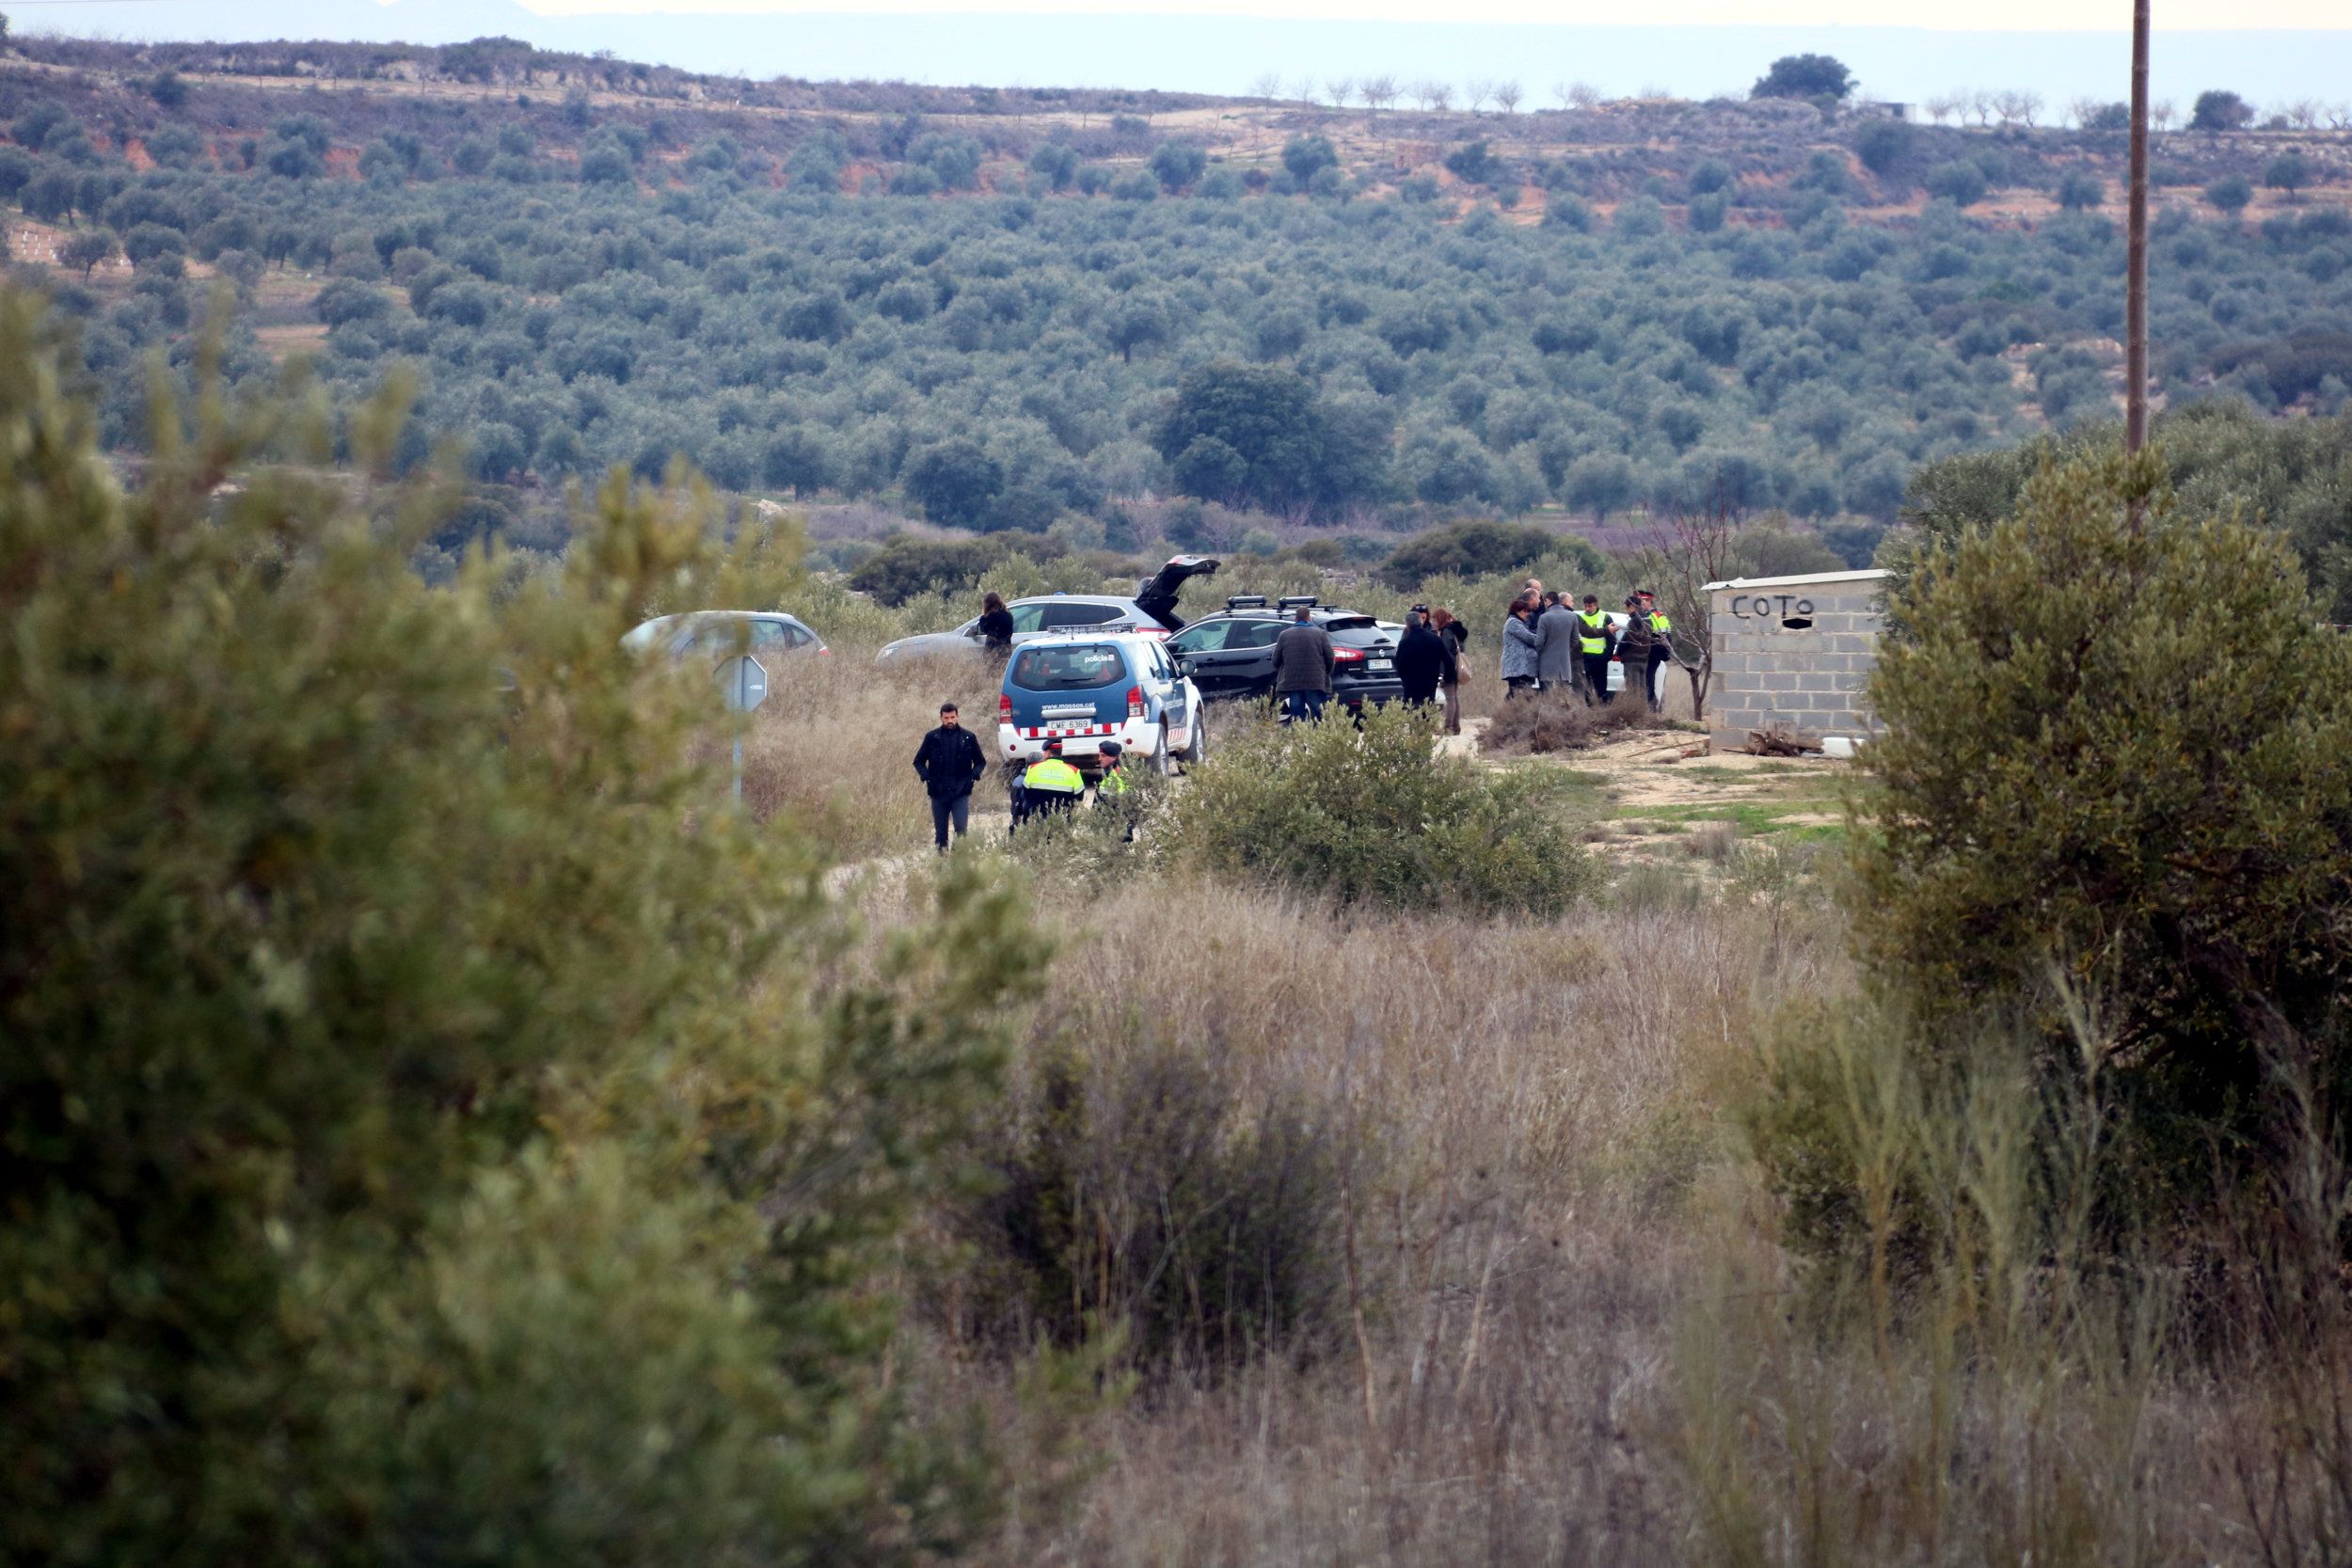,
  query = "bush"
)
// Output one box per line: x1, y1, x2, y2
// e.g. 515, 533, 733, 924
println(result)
0, 294, 1048, 1566
1379, 517, 1599, 589
848, 532, 1015, 604
1479, 690, 1664, 755
2057, 171, 2105, 211
1853, 119, 1917, 179
2204, 173, 2253, 214
1924, 161, 1989, 208
1855, 445, 2352, 1204
961, 1036, 1350, 1376
1168, 703, 1591, 915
